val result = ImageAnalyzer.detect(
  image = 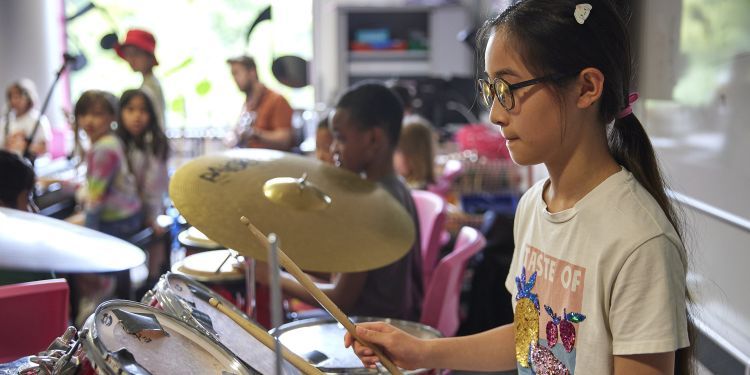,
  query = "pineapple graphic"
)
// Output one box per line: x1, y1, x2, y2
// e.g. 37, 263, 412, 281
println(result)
514, 266, 540, 367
